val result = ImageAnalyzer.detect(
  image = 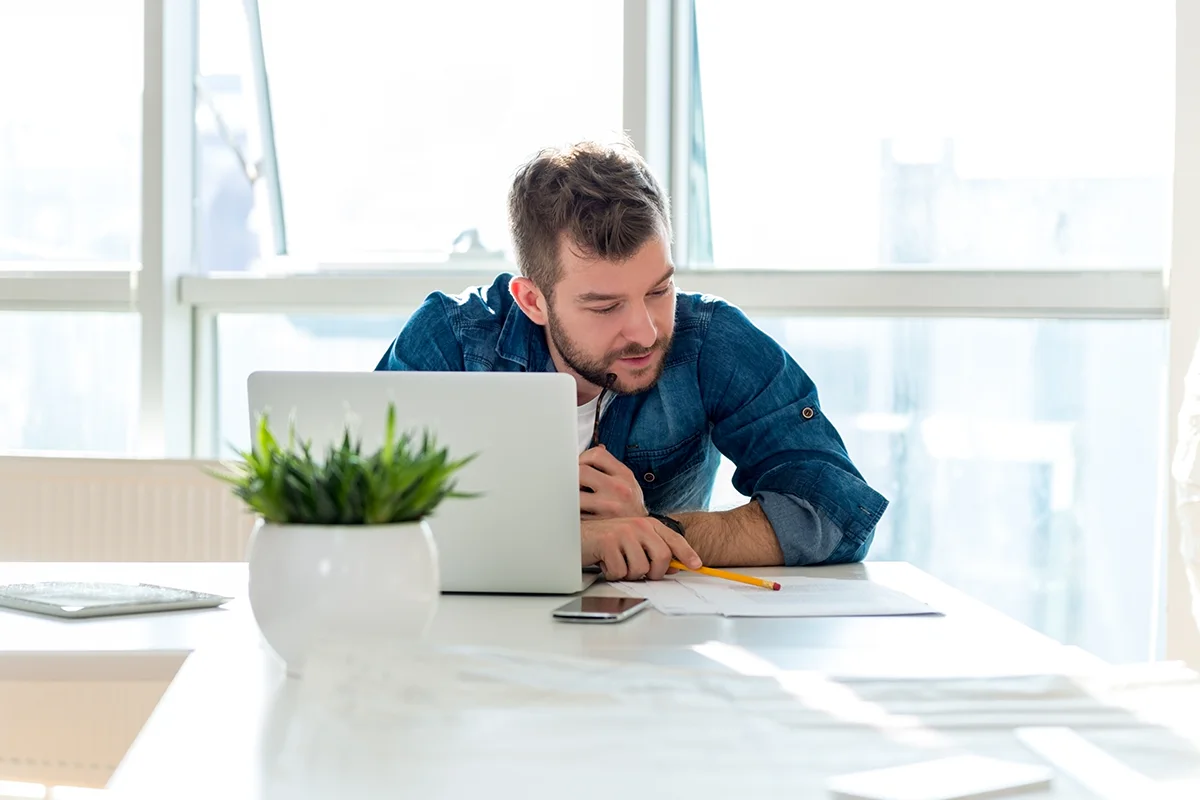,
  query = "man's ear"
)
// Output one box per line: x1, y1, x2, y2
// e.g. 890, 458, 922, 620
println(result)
509, 276, 550, 326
